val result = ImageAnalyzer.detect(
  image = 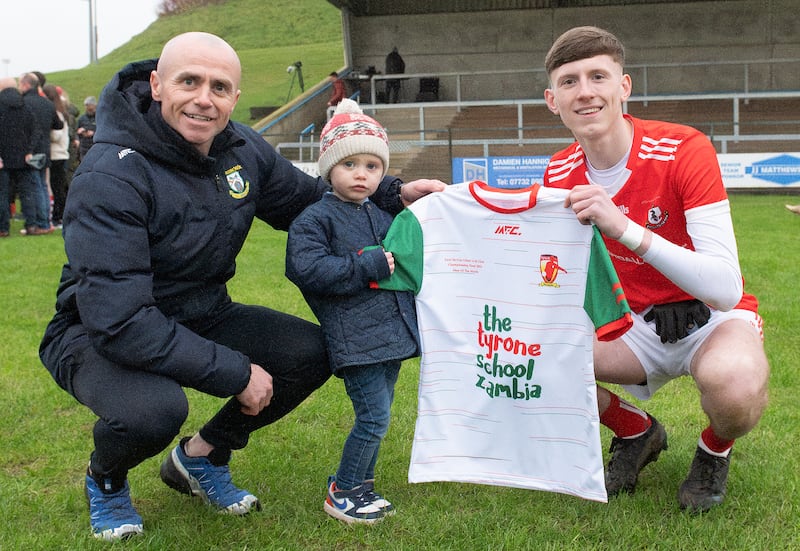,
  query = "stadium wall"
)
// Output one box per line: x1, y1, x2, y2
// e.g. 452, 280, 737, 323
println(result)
344, 0, 799, 100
